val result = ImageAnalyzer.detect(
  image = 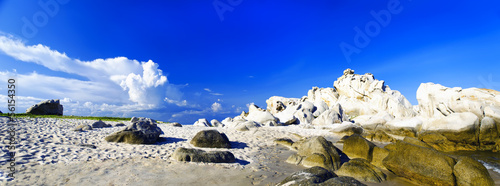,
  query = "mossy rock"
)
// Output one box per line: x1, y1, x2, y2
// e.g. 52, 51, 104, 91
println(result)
190, 130, 231, 148
105, 131, 150, 144
277, 166, 336, 186
342, 134, 376, 162
403, 137, 433, 149
371, 146, 389, 170
364, 130, 396, 143
274, 138, 294, 148
172, 147, 235, 163
453, 156, 495, 186
288, 136, 341, 171
335, 158, 386, 183
382, 141, 456, 186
